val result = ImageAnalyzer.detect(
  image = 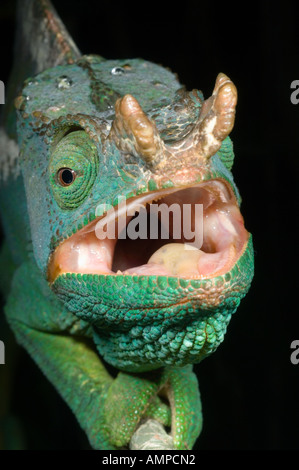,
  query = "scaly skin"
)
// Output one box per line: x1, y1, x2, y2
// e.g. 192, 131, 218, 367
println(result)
0, 0, 253, 449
